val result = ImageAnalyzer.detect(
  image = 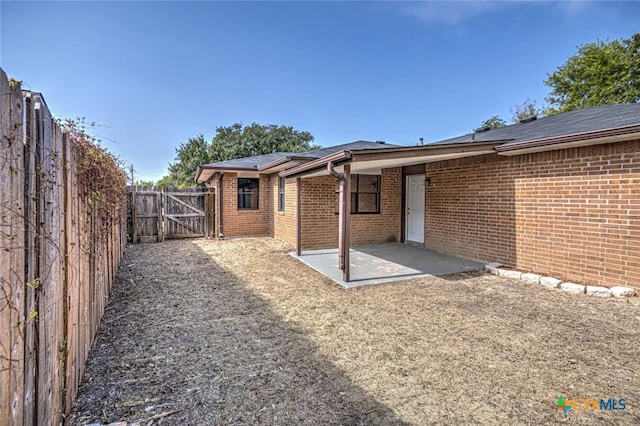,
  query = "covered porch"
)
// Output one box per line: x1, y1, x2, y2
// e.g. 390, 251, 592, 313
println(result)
280, 141, 497, 284
291, 243, 485, 288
